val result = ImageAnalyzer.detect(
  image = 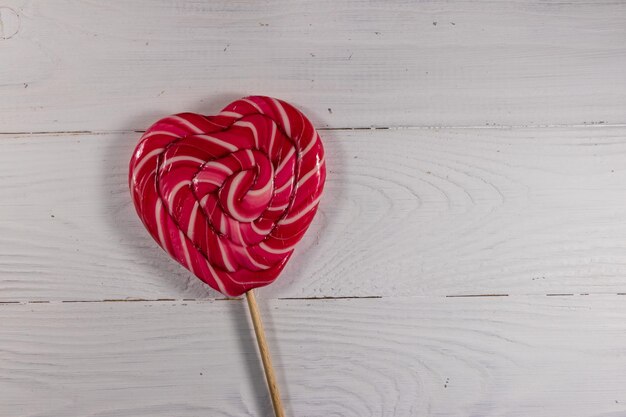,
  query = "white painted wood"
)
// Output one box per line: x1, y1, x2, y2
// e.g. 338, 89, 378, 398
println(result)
2, 1, 625, 414
1, 0, 625, 131
2, 295, 626, 417
2, 127, 626, 301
